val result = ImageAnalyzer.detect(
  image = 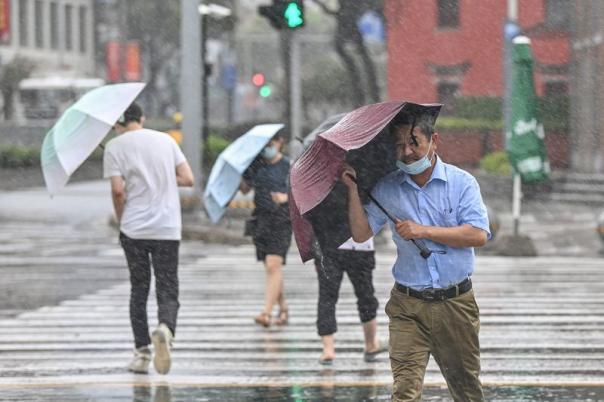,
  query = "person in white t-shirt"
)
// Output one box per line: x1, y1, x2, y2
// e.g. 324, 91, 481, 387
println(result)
103, 102, 194, 375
